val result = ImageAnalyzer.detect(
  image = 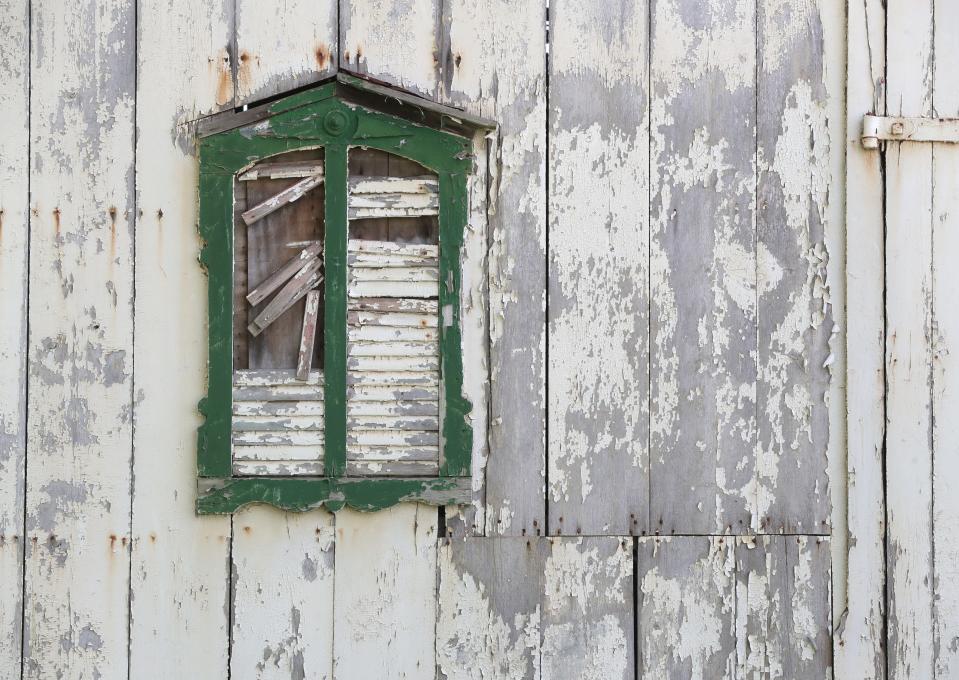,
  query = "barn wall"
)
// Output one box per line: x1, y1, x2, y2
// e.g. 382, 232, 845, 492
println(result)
0, 1, 881, 678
